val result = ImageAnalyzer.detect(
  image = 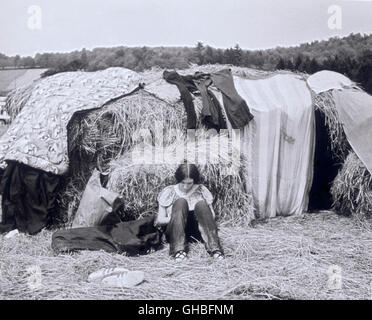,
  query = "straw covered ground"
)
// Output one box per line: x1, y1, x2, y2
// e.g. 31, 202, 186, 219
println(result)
1, 211, 372, 300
